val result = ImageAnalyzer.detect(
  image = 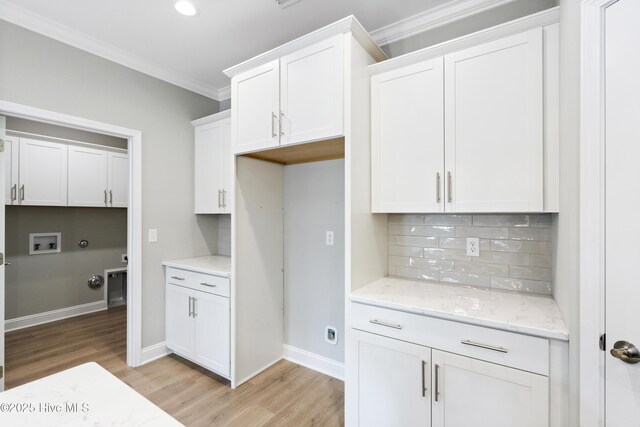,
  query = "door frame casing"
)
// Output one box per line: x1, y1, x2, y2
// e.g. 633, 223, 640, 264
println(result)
0, 99, 143, 367
580, 0, 619, 425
